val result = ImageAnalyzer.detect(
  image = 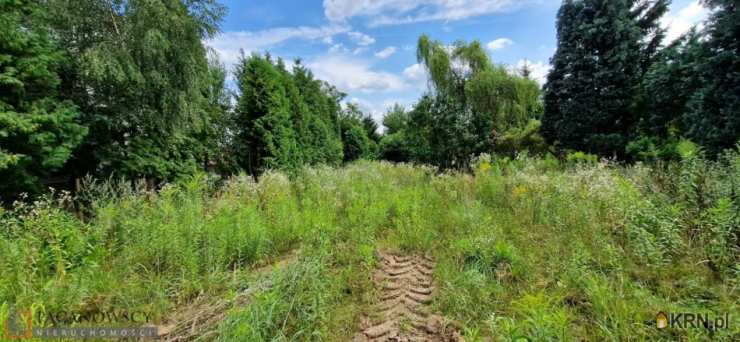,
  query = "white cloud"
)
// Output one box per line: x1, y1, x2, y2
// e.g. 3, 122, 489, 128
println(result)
324, 0, 423, 22
402, 63, 428, 90
324, 0, 527, 27
375, 46, 397, 59
347, 31, 376, 46
329, 43, 347, 54
661, 1, 709, 43
514, 60, 551, 86
207, 24, 350, 68
345, 97, 383, 120
487, 38, 514, 51
307, 55, 407, 93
